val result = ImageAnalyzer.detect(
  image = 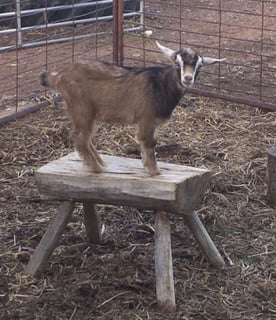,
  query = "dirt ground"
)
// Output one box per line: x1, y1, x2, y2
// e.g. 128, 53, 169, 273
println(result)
0, 95, 275, 319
